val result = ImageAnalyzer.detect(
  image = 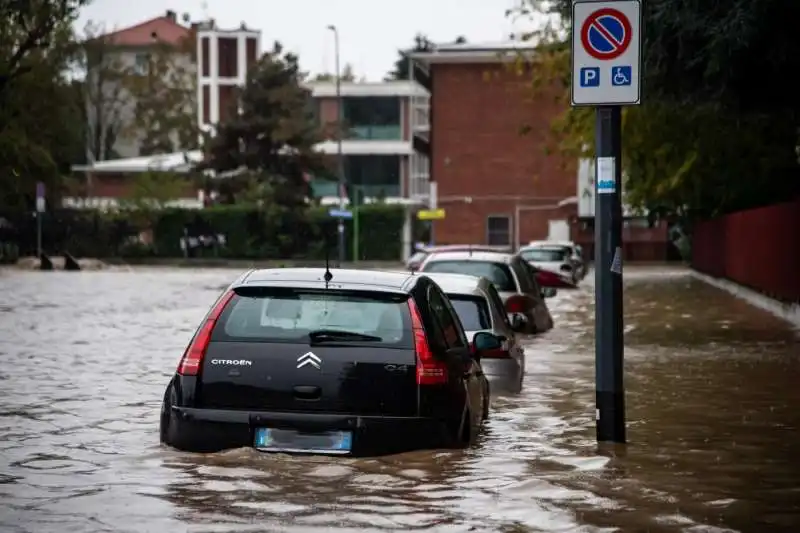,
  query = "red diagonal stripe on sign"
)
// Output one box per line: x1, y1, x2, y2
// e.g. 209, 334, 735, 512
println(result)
591, 17, 623, 48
